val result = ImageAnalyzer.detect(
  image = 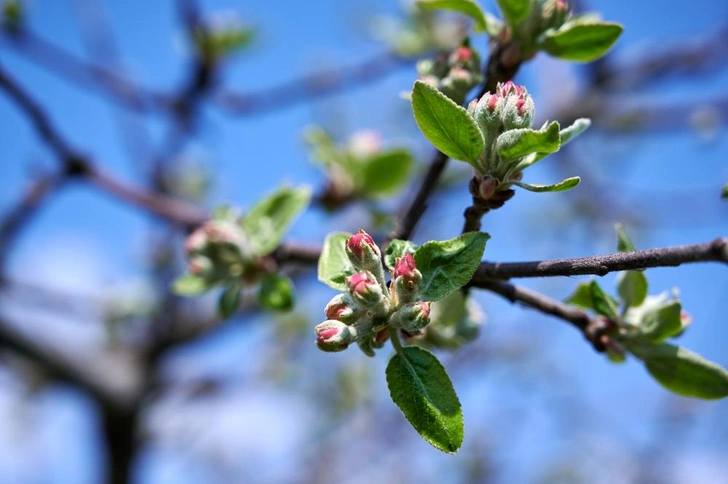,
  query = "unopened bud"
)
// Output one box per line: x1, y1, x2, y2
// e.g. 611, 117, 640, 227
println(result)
188, 255, 212, 277
345, 229, 384, 276
390, 301, 431, 332
184, 228, 207, 256
315, 320, 356, 352
346, 272, 386, 309
392, 253, 421, 304
324, 293, 361, 325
